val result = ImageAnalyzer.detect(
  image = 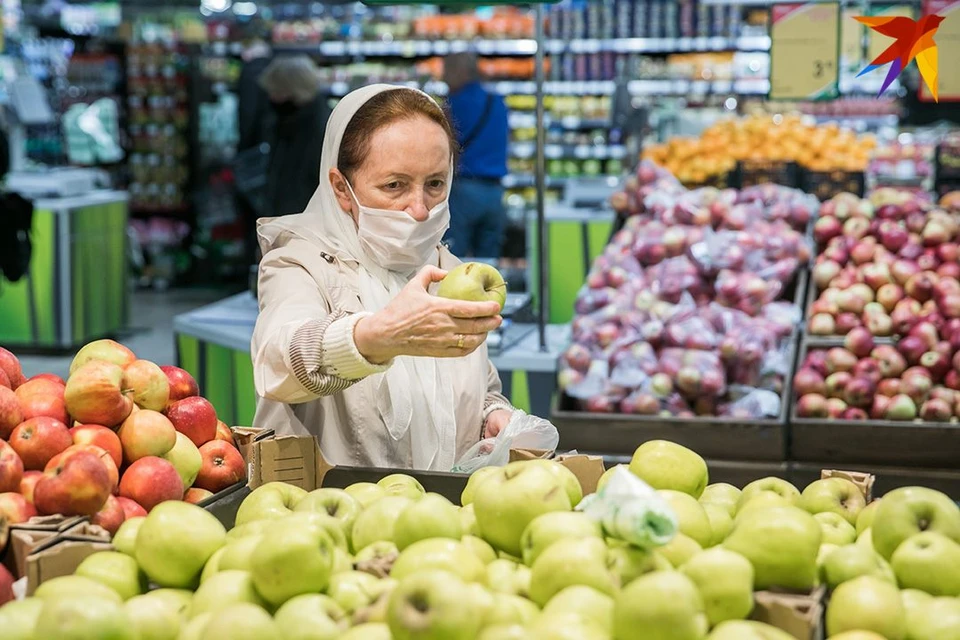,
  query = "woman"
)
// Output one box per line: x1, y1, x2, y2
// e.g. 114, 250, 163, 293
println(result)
251, 84, 515, 471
